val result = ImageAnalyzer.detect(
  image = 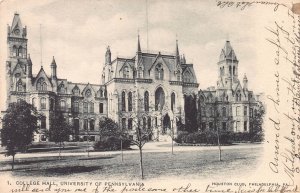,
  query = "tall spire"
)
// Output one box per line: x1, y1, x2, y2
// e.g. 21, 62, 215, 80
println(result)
137, 33, 141, 53
175, 39, 180, 65
105, 46, 111, 65
51, 56, 57, 79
